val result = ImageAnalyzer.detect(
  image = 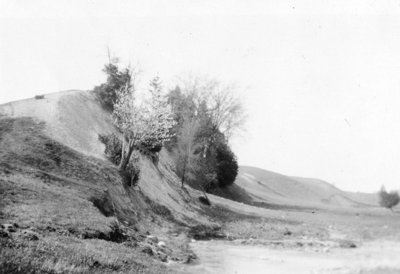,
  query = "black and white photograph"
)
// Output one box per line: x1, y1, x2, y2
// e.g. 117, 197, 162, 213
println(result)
1, 1, 400, 273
